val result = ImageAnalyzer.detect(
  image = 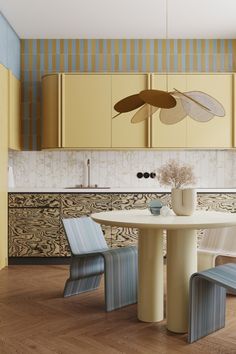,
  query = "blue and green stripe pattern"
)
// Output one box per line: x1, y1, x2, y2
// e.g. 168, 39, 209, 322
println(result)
103, 246, 138, 311
21, 38, 236, 150
63, 216, 108, 254
189, 263, 236, 343
62, 217, 138, 311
